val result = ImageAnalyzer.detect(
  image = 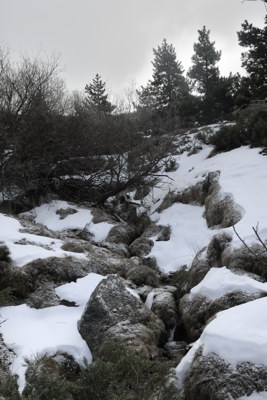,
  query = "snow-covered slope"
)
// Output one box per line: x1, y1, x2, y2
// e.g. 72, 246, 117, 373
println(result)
1, 124, 267, 395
